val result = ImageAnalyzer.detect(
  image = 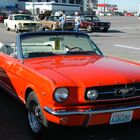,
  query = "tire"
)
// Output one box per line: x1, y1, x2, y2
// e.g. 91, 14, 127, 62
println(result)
6, 24, 10, 31
39, 27, 45, 31
87, 25, 92, 32
26, 91, 48, 136
51, 25, 56, 30
103, 28, 109, 32
15, 26, 20, 33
